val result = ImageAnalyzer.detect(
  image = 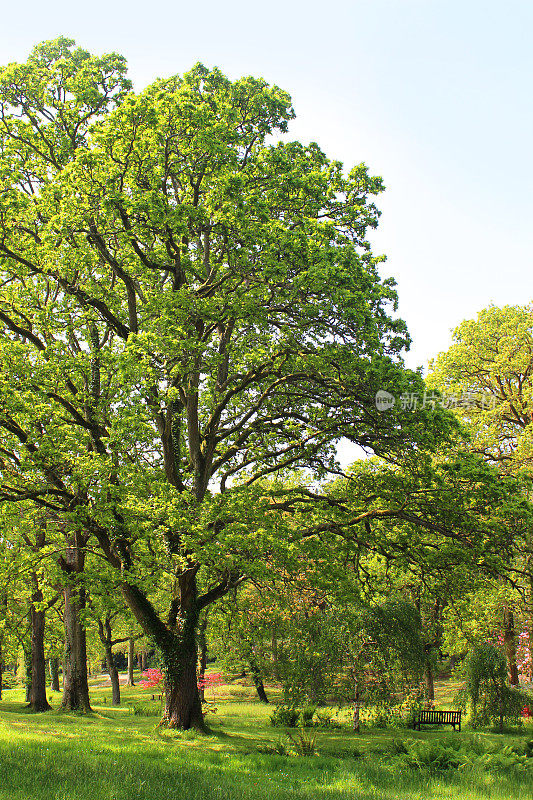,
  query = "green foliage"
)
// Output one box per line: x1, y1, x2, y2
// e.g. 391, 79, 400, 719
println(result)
312, 708, 344, 728
269, 704, 316, 728
127, 702, 161, 717
430, 304, 533, 467
392, 735, 533, 777
361, 686, 426, 729
0, 38, 462, 727
466, 643, 508, 701
464, 643, 533, 729
286, 726, 319, 756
